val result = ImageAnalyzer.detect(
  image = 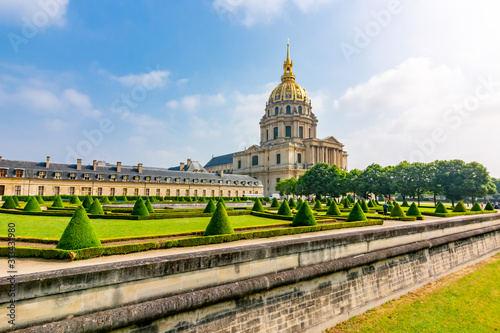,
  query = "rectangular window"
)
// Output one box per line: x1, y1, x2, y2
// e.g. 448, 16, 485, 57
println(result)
156, 189, 161, 196
15, 186, 21, 195
166, 189, 171, 196
84, 174, 90, 180
176, 189, 180, 197
273, 127, 278, 139
134, 176, 140, 182
155, 177, 161, 183
203, 190, 206, 197
123, 188, 128, 196
54, 172, 61, 179
266, 130, 269, 141
238, 160, 241, 169
0, 169, 6, 177
123, 175, 129, 181
297, 153, 302, 164
185, 189, 189, 196
38, 171, 46, 179
228, 190, 231, 197
110, 174, 116, 181
69, 187, 75, 195
145, 189, 150, 196
54, 186, 60, 195
194, 189, 198, 196
97, 174, 103, 181
220, 190, 224, 196
81, 187, 91, 195
299, 126, 303, 138
211, 190, 215, 197
15, 170, 23, 178
277, 154, 281, 164
38, 186, 44, 196
145, 176, 151, 182
285, 126, 291, 138
97, 187, 102, 196
69, 173, 76, 180
110, 188, 115, 196
134, 188, 139, 196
